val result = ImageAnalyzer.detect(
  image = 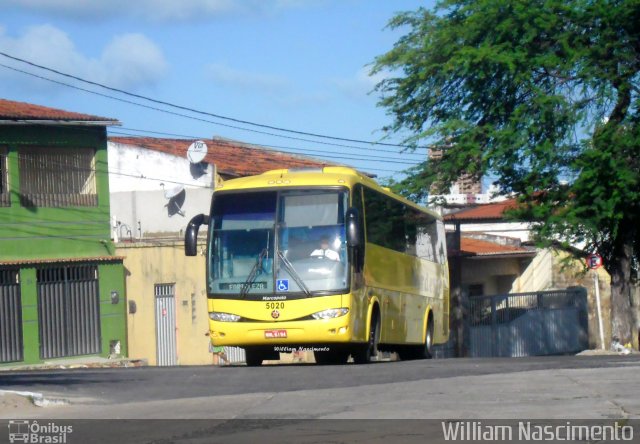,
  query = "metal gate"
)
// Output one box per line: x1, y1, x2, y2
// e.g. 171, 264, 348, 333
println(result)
1, 269, 23, 363
225, 346, 246, 364
37, 265, 101, 359
469, 288, 588, 357
155, 283, 177, 366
